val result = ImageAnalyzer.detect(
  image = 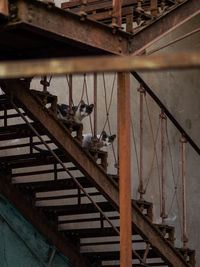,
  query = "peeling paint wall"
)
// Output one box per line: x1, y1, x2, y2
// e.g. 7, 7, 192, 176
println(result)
0, 194, 73, 267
